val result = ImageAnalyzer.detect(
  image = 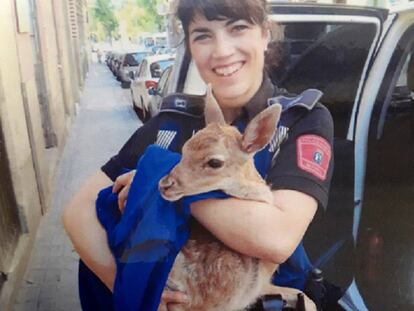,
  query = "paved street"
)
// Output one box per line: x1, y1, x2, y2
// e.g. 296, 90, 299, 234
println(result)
13, 62, 141, 311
